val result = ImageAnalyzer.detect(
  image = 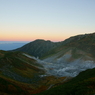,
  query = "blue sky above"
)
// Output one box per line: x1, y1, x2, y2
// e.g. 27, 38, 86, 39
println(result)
0, 0, 95, 41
